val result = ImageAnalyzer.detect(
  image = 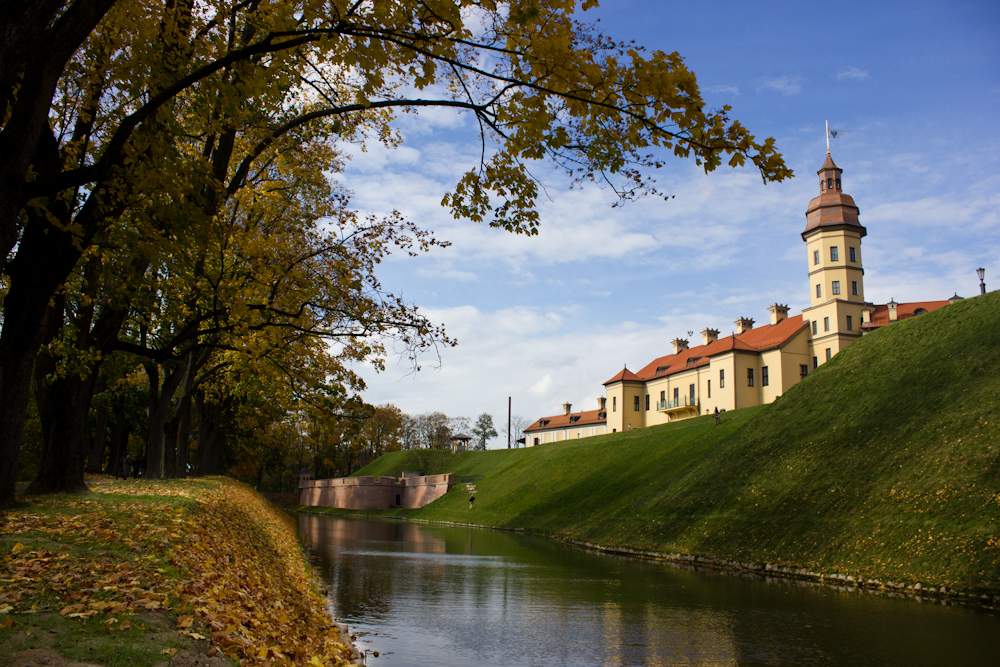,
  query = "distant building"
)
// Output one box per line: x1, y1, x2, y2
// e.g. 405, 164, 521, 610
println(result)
524, 147, 954, 446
